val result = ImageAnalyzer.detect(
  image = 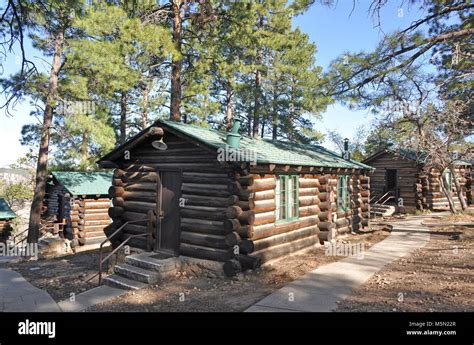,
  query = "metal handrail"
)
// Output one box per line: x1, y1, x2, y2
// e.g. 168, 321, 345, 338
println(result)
97, 219, 149, 285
